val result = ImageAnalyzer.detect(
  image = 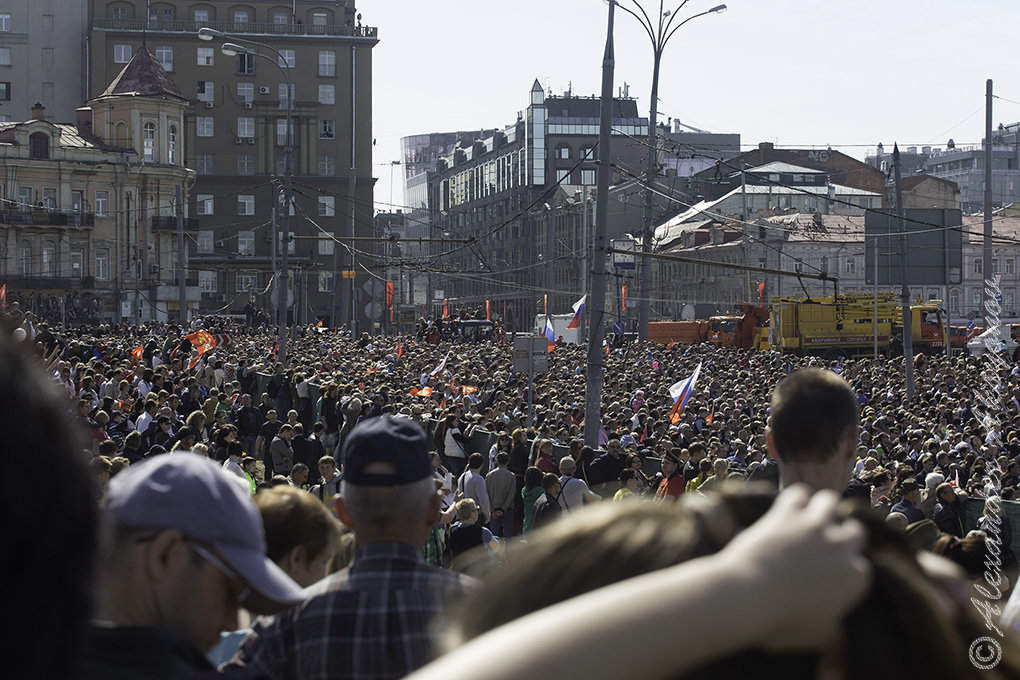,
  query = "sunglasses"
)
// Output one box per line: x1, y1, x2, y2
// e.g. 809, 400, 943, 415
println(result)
187, 541, 250, 607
